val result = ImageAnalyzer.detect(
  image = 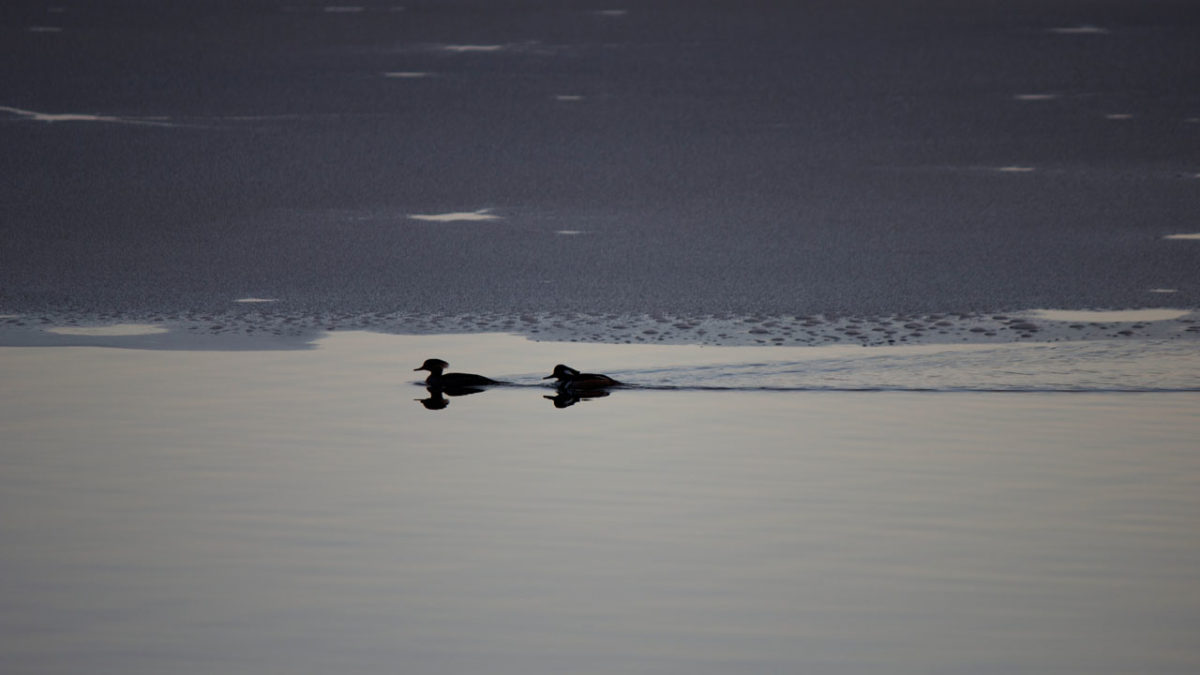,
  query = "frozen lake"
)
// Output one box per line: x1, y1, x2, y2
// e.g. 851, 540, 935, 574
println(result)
4, 1, 1199, 671
3, 0, 1198, 319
